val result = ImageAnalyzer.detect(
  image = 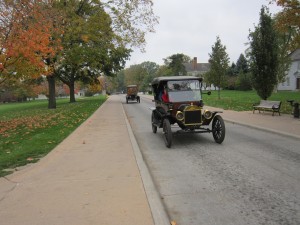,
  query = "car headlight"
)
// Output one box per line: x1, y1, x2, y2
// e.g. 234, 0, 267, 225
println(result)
203, 110, 212, 119
176, 111, 184, 121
